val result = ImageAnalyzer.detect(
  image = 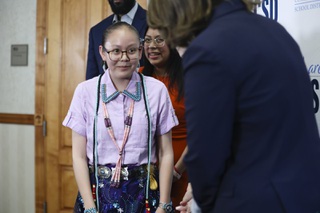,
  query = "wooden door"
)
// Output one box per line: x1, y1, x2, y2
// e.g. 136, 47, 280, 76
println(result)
35, 0, 147, 212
